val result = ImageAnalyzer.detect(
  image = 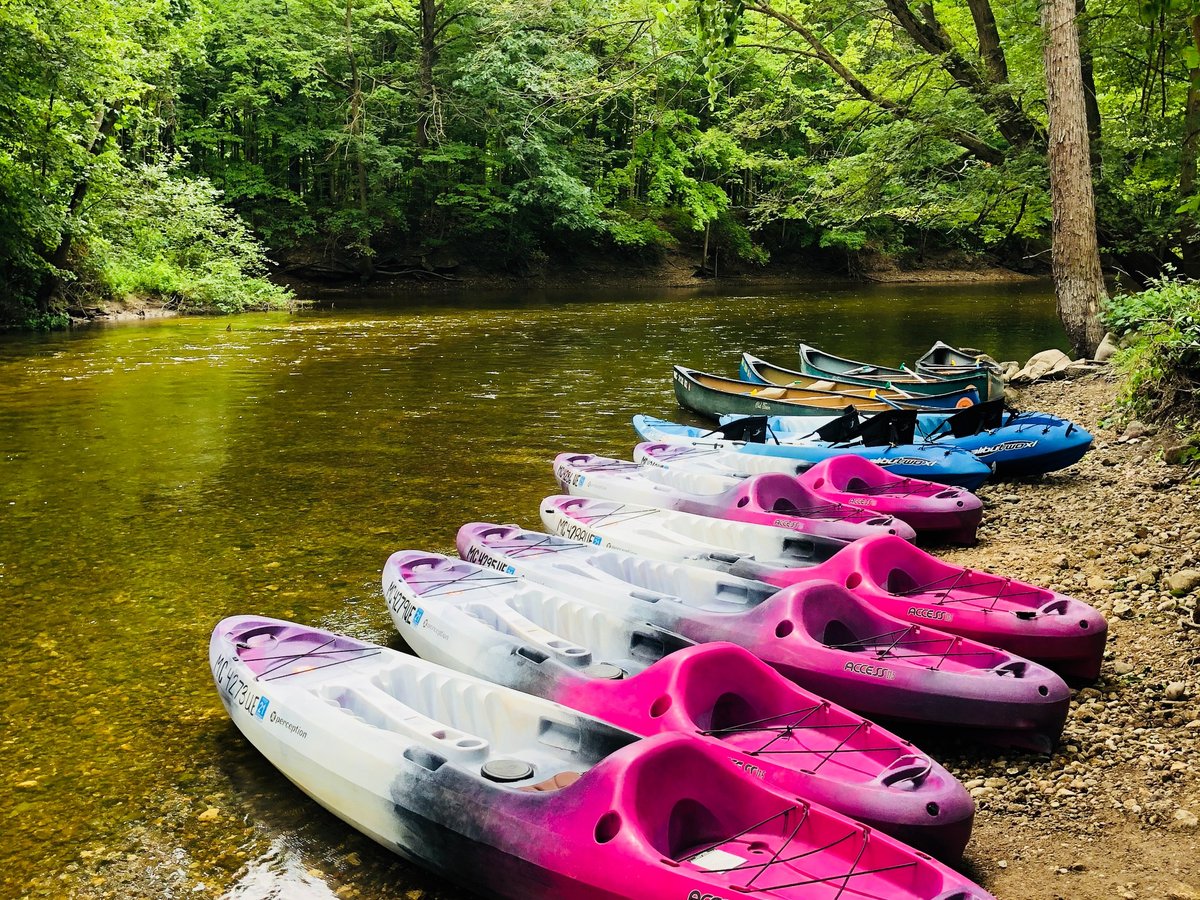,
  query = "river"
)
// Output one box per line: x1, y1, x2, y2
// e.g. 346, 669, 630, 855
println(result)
0, 281, 1066, 899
